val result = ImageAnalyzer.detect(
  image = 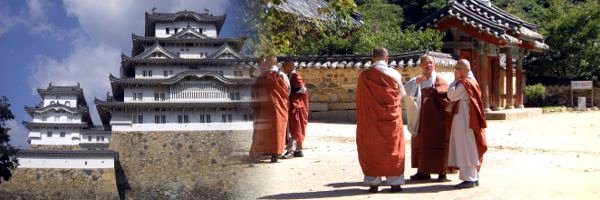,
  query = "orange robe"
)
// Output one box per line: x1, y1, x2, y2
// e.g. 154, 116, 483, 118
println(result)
356, 68, 405, 176
457, 78, 488, 170
411, 75, 451, 174
249, 71, 289, 156
288, 72, 309, 150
